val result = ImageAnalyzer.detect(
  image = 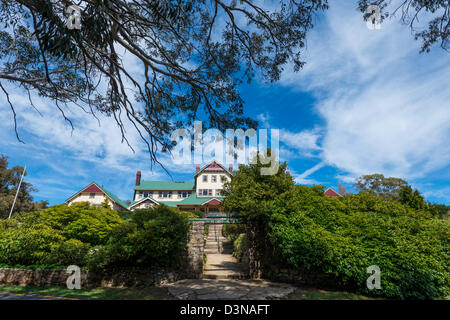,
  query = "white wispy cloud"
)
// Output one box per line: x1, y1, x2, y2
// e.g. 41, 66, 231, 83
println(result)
275, 1, 450, 194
